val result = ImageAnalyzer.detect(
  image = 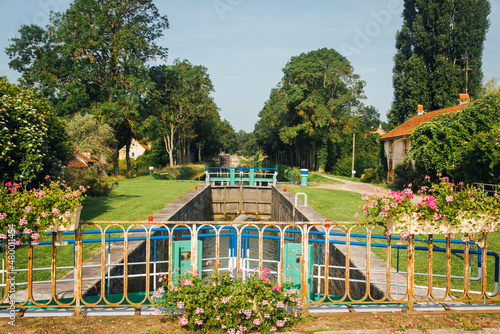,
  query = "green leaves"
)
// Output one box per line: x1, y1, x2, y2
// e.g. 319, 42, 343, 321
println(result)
389, 0, 491, 126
